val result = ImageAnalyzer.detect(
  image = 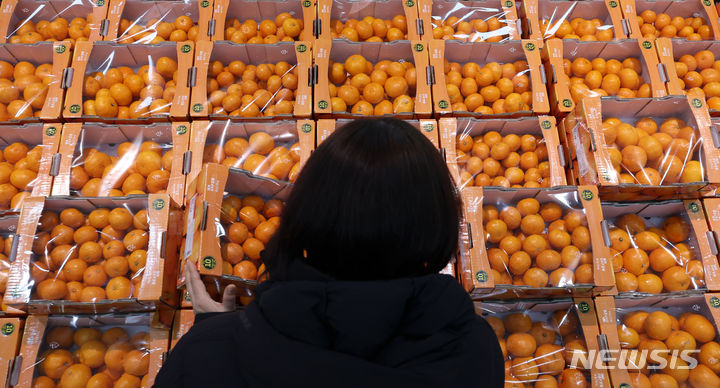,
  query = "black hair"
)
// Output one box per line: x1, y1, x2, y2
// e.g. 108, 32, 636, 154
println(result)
264, 118, 462, 281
